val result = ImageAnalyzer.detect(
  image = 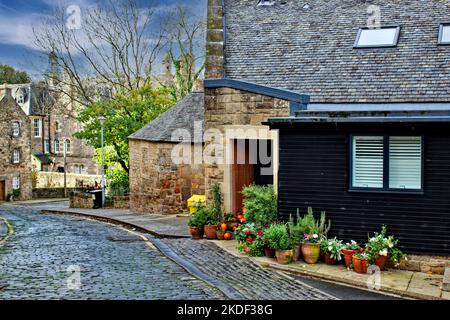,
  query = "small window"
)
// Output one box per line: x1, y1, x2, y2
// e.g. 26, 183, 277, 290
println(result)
74, 164, 85, 175
439, 23, 450, 45
13, 149, 20, 164
33, 119, 42, 138
12, 176, 20, 190
12, 122, 20, 137
54, 139, 60, 154
16, 95, 24, 104
354, 26, 400, 48
44, 139, 50, 154
351, 136, 423, 192
64, 140, 71, 153
55, 121, 61, 131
